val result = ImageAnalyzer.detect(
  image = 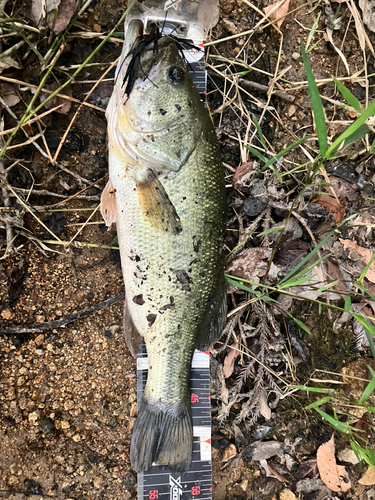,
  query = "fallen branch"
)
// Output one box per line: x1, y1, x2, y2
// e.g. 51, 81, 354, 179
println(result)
0, 293, 125, 335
